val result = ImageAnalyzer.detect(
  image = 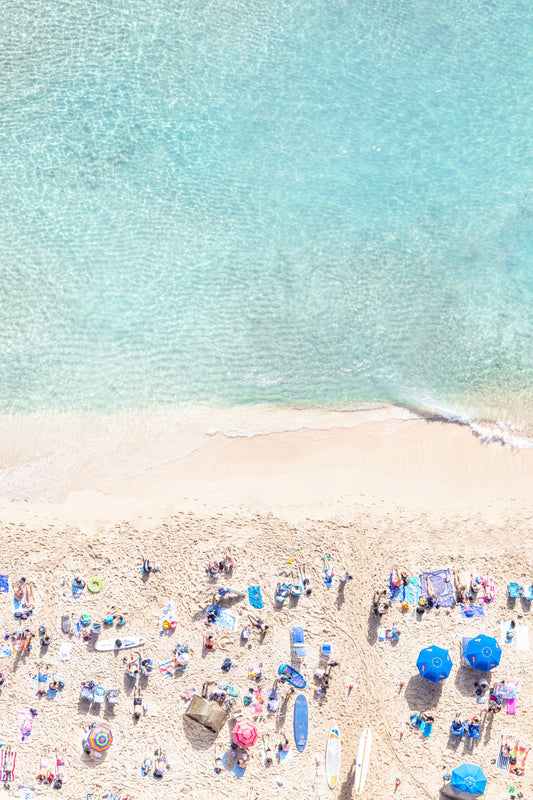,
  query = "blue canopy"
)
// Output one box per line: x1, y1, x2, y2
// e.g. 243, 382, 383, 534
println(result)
416, 645, 452, 682
451, 763, 487, 795
465, 635, 501, 671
